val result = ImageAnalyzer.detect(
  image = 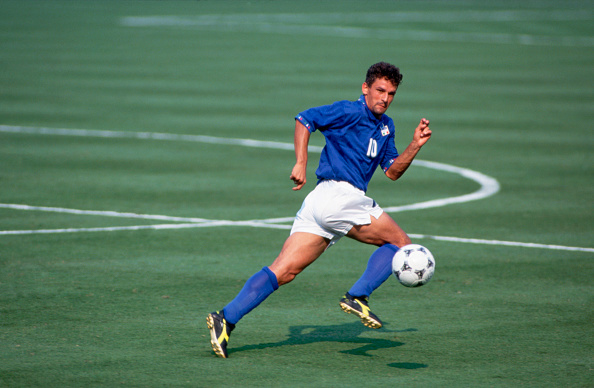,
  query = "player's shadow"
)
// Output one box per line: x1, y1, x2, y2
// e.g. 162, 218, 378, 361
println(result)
231, 321, 415, 357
